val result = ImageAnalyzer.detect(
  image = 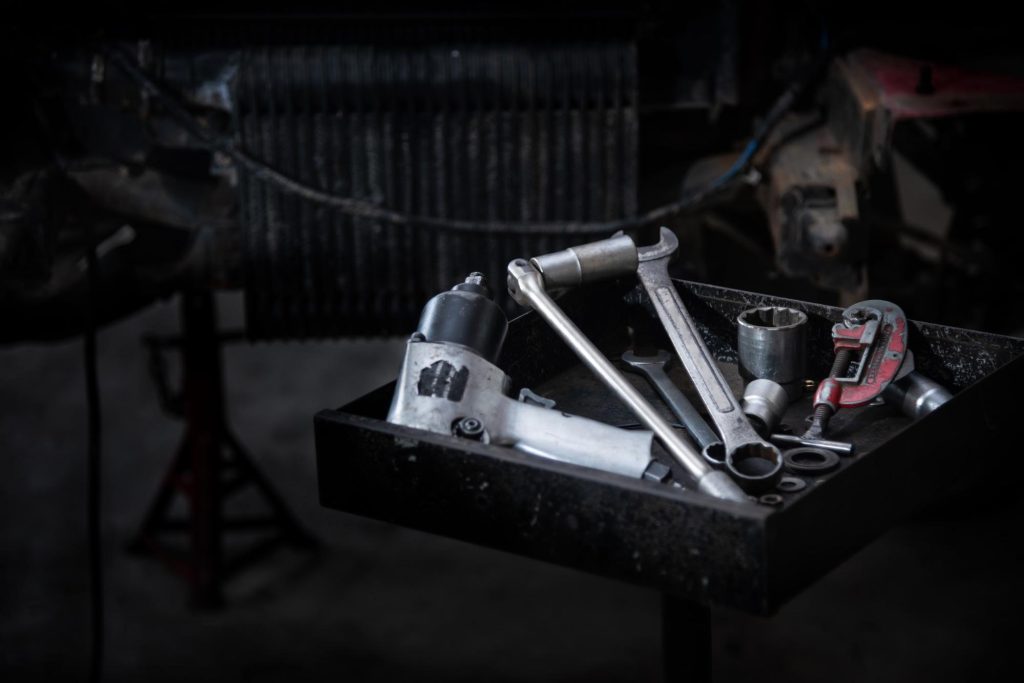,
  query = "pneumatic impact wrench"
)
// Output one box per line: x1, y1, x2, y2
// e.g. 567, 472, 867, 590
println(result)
386, 273, 662, 481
